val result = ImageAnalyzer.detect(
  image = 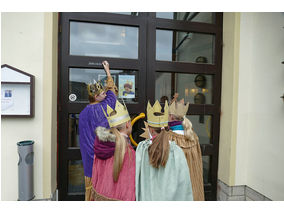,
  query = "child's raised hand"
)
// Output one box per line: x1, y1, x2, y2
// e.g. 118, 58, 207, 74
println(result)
102, 61, 109, 70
